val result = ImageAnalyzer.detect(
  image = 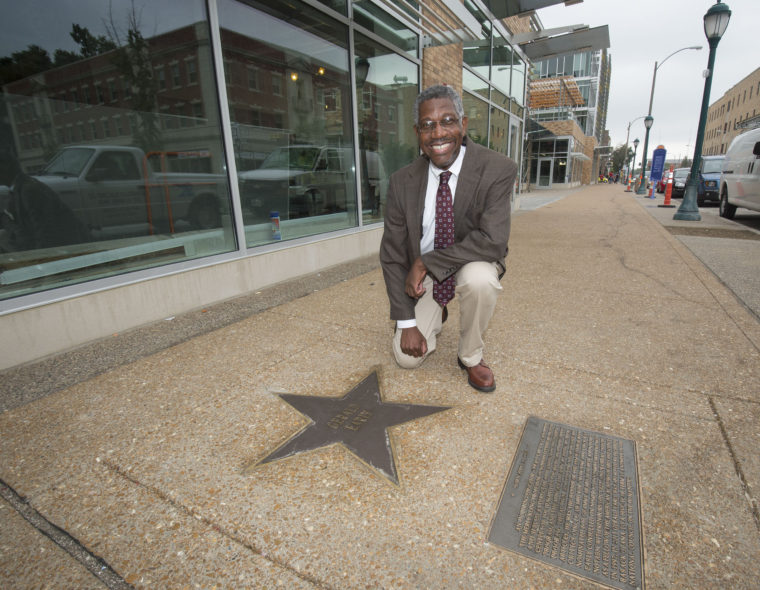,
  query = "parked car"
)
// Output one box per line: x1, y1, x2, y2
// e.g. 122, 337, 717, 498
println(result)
671, 167, 690, 198
696, 155, 725, 205
719, 127, 760, 219
238, 145, 386, 223
3, 145, 228, 244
